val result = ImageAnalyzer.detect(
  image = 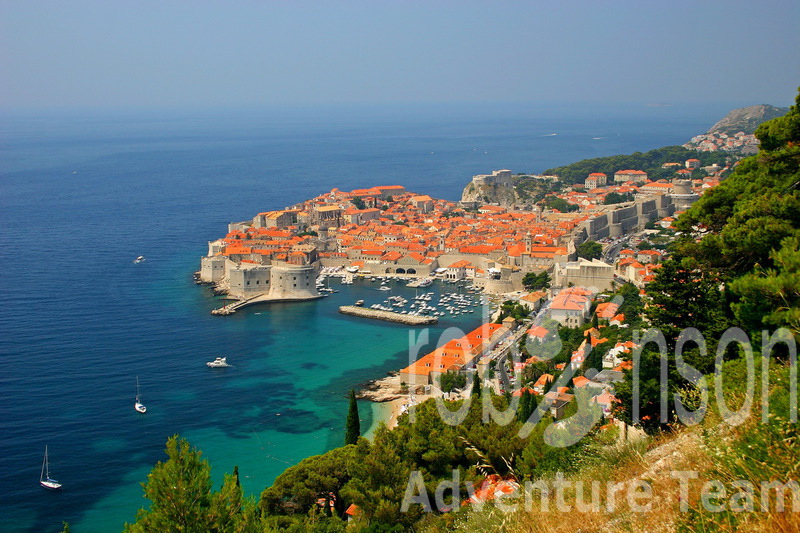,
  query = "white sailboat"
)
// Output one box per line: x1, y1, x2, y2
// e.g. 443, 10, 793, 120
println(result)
40, 445, 62, 490
135, 376, 147, 413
